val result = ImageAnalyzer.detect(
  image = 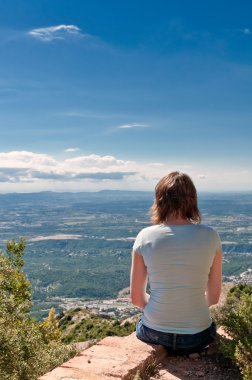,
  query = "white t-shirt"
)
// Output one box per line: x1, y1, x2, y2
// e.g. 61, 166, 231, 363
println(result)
133, 224, 222, 334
